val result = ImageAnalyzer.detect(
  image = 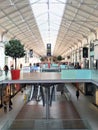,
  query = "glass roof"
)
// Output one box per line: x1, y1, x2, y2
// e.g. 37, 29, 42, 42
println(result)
0, 0, 97, 57
30, 0, 66, 54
